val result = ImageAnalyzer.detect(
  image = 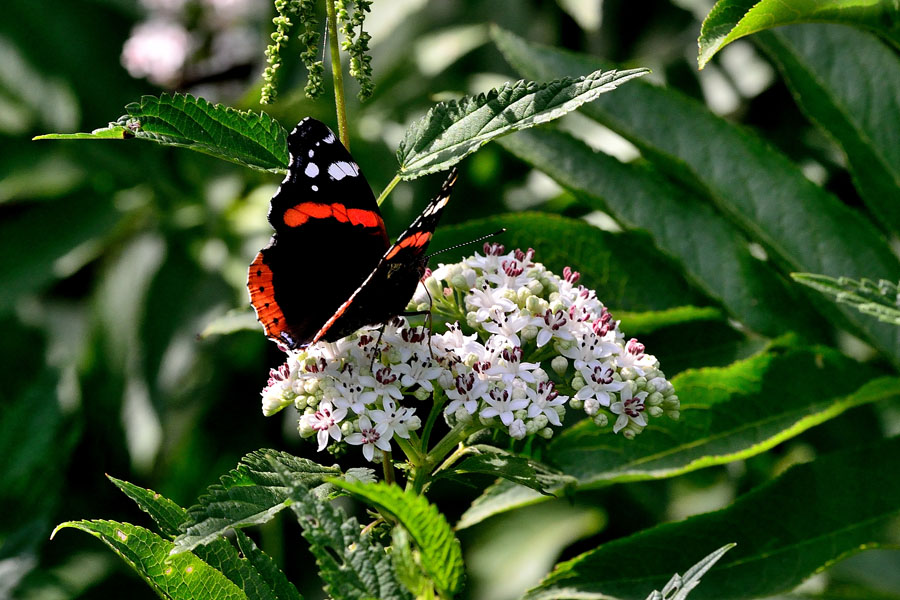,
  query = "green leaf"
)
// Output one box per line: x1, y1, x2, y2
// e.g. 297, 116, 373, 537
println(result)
697, 0, 900, 69
332, 480, 465, 597
175, 449, 341, 553
793, 273, 900, 325
269, 462, 413, 600
438, 445, 575, 496
396, 67, 649, 179
33, 125, 132, 140
458, 345, 900, 528
199, 309, 260, 339
756, 24, 900, 234
492, 26, 900, 366
497, 127, 824, 340
524, 436, 900, 600
109, 477, 303, 600
51, 520, 248, 600
432, 213, 708, 312
108, 475, 187, 537
234, 531, 303, 600
36, 93, 290, 173
644, 544, 736, 600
